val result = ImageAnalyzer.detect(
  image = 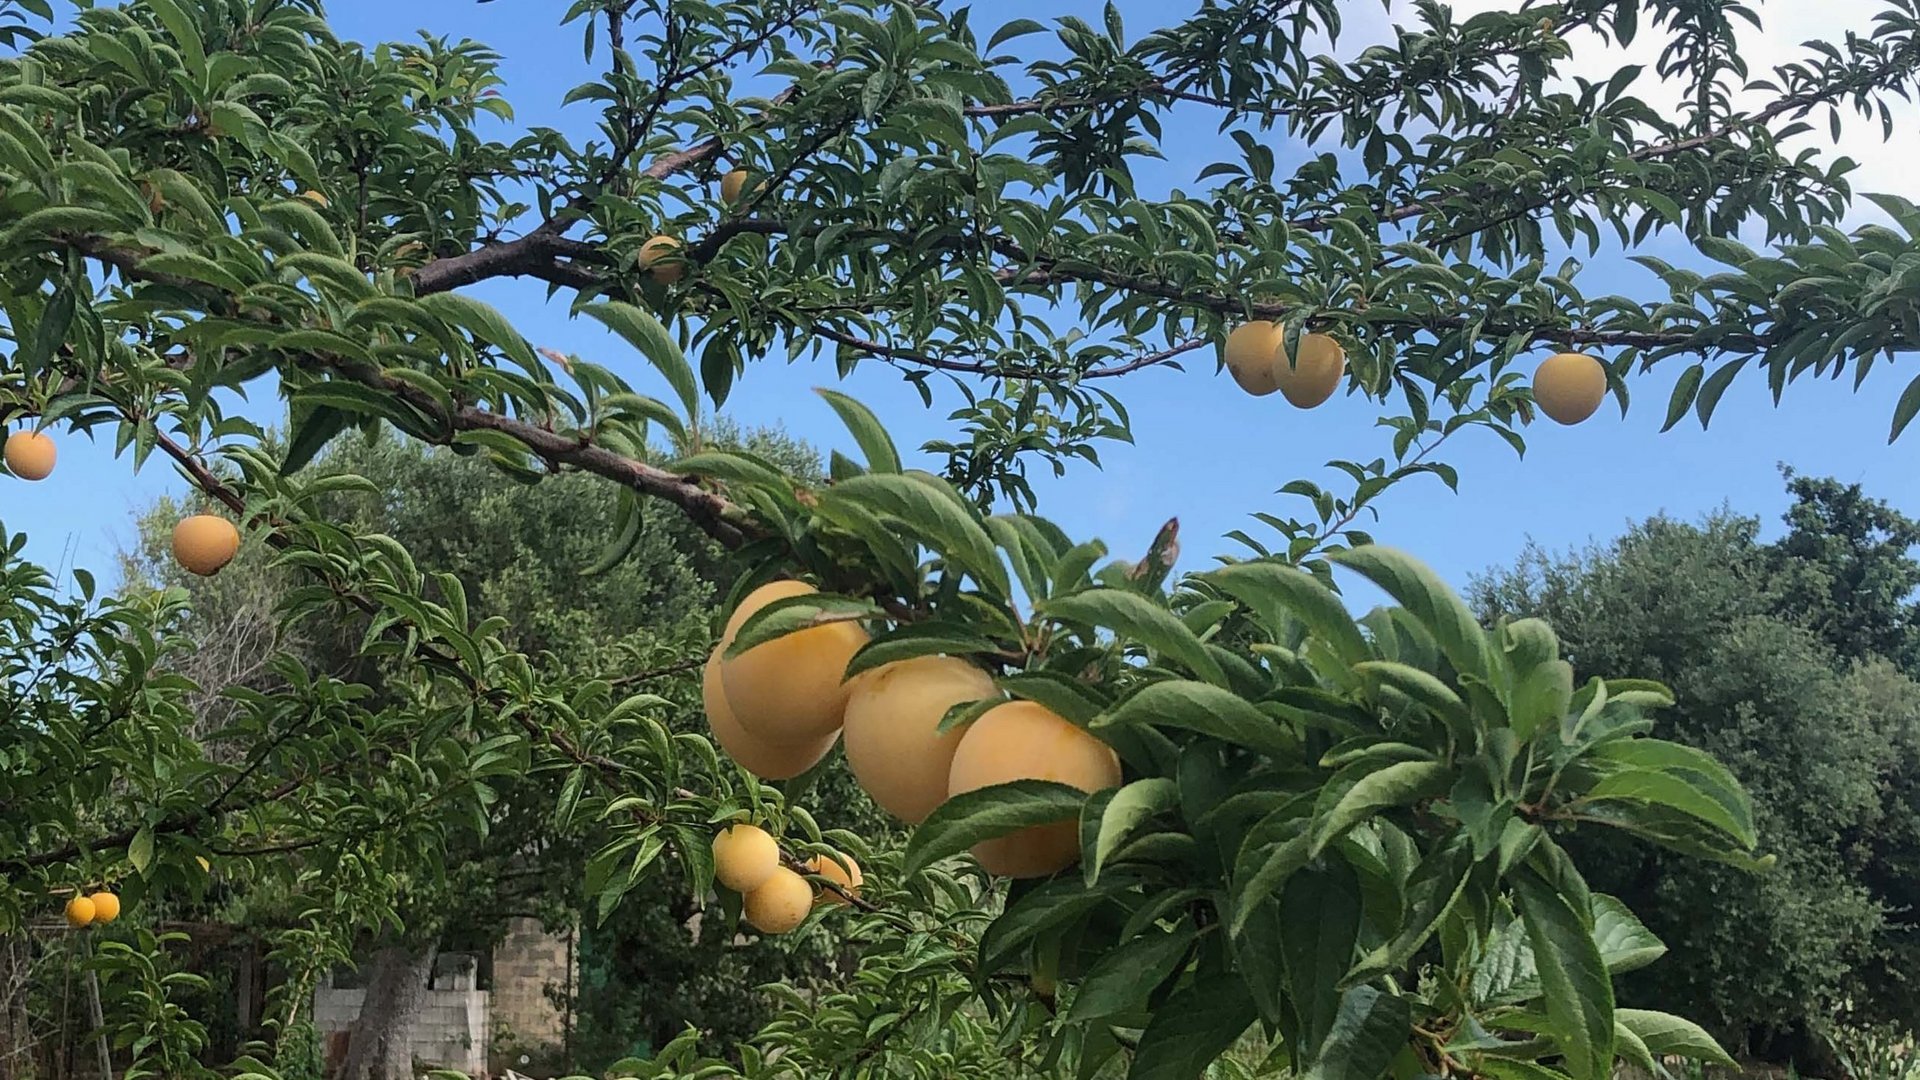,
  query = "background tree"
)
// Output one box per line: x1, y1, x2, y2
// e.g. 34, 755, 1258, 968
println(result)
118, 426, 904, 1069
1471, 473, 1920, 1065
